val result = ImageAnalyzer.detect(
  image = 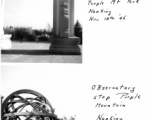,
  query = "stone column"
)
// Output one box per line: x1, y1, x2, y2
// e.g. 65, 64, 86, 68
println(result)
69, 0, 74, 37
60, 0, 69, 37
1, 0, 12, 49
53, 0, 60, 36
49, 0, 81, 55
